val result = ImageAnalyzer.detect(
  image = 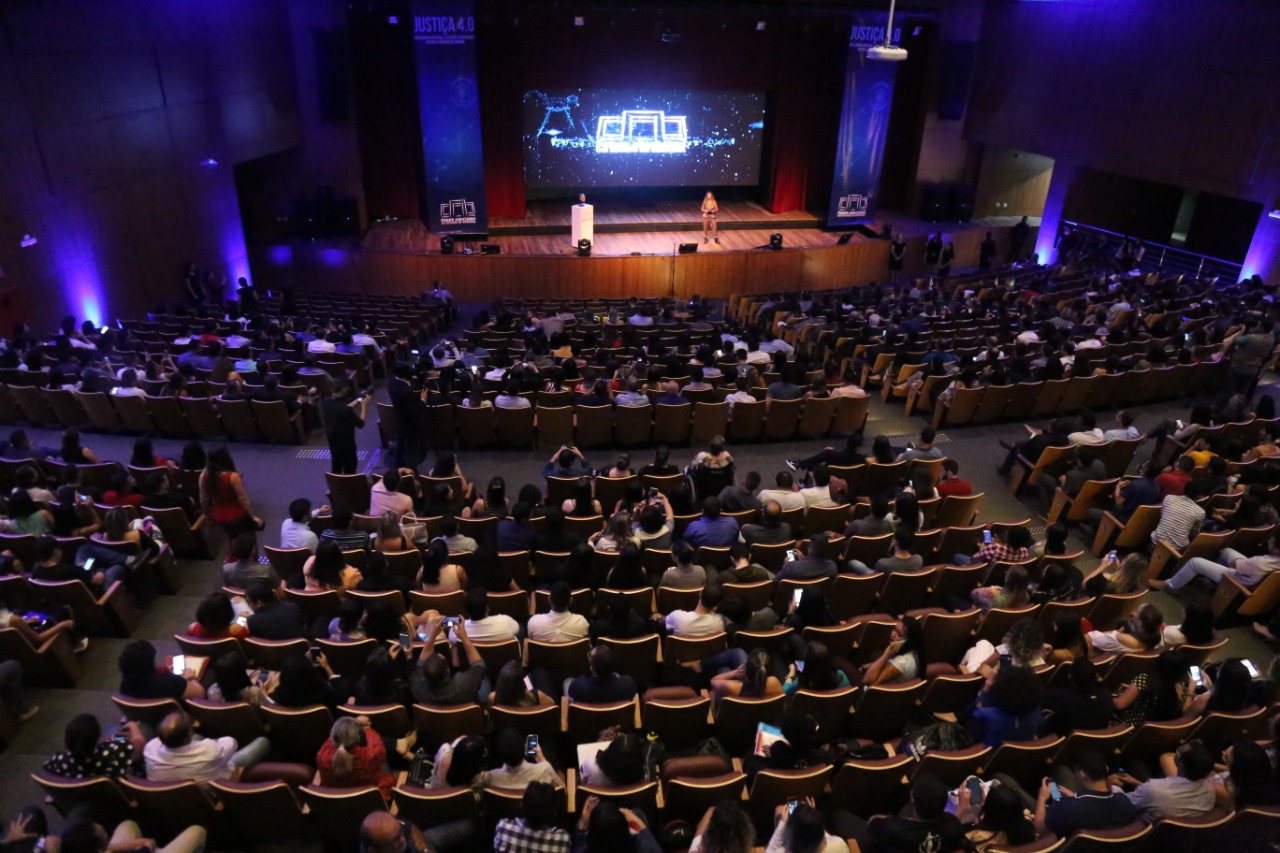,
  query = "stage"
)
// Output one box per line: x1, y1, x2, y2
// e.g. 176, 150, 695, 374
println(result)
358, 200, 1026, 258
255, 205, 1038, 303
